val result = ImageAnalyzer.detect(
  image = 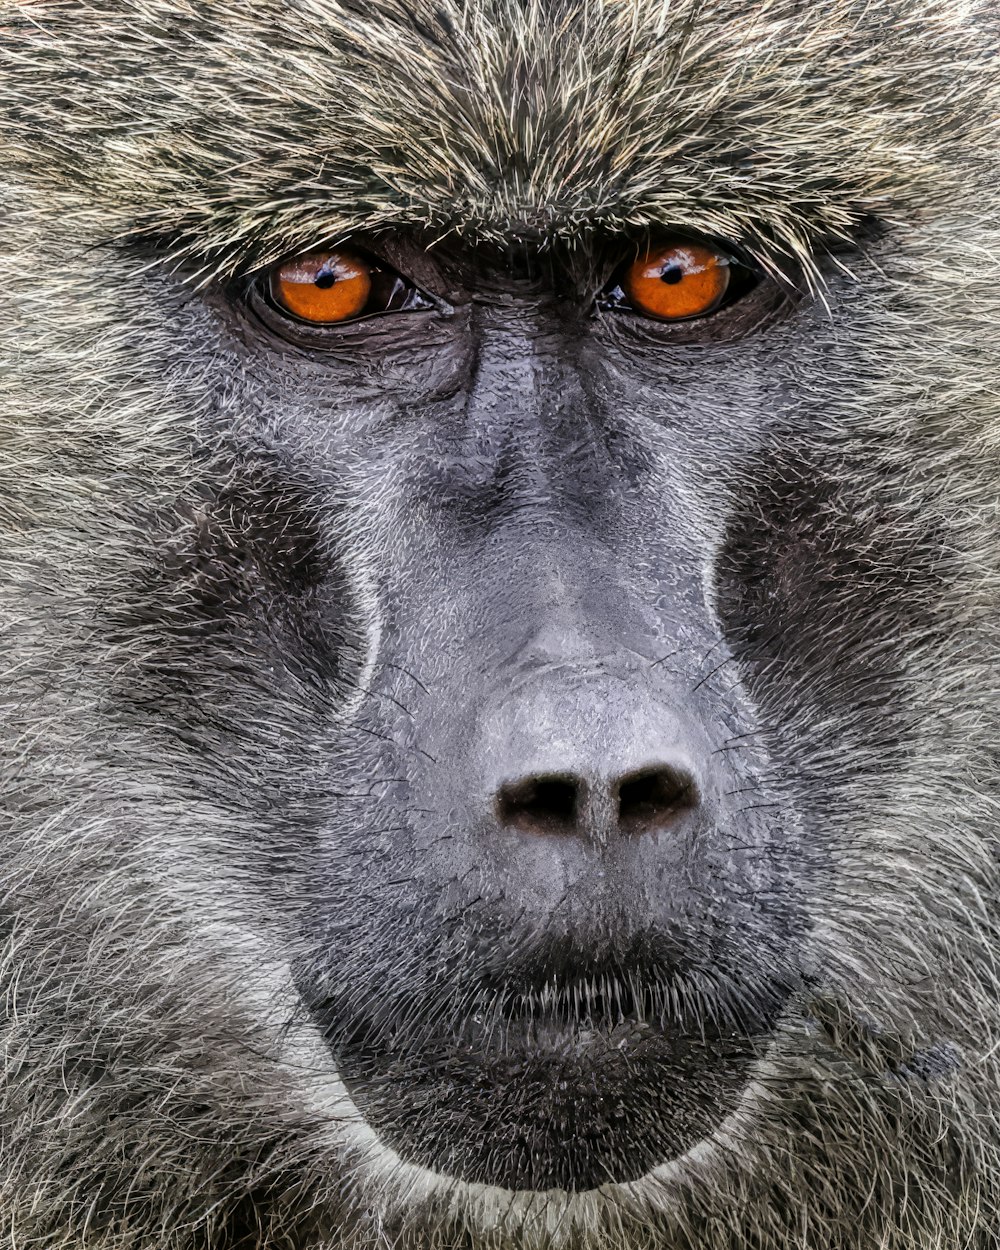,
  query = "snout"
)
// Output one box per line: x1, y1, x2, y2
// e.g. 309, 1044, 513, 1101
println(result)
295, 650, 801, 1191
